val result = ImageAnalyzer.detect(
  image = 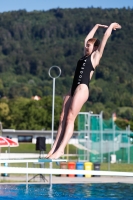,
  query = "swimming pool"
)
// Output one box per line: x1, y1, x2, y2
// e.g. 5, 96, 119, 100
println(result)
0, 183, 133, 200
